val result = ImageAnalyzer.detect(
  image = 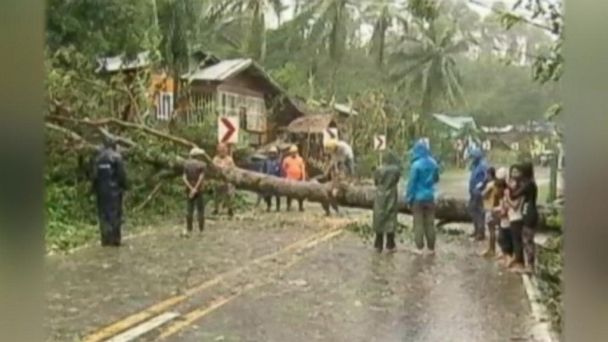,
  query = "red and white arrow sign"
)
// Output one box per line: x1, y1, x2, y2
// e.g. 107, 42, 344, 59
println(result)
218, 116, 239, 144
374, 134, 386, 151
